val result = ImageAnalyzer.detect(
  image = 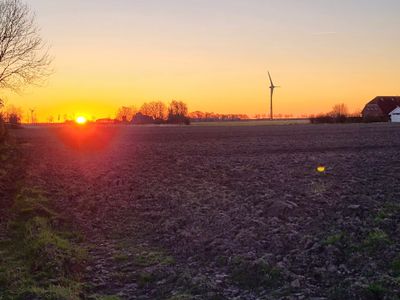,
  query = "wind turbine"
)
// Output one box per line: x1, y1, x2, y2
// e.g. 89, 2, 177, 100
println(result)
29, 108, 36, 124
268, 72, 280, 120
